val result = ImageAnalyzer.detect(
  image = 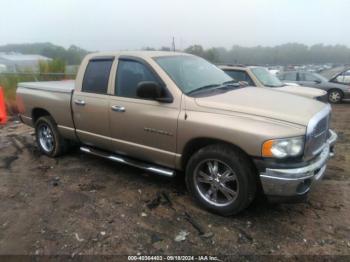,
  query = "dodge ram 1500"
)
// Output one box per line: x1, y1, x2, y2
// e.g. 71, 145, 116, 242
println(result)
16, 51, 337, 215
